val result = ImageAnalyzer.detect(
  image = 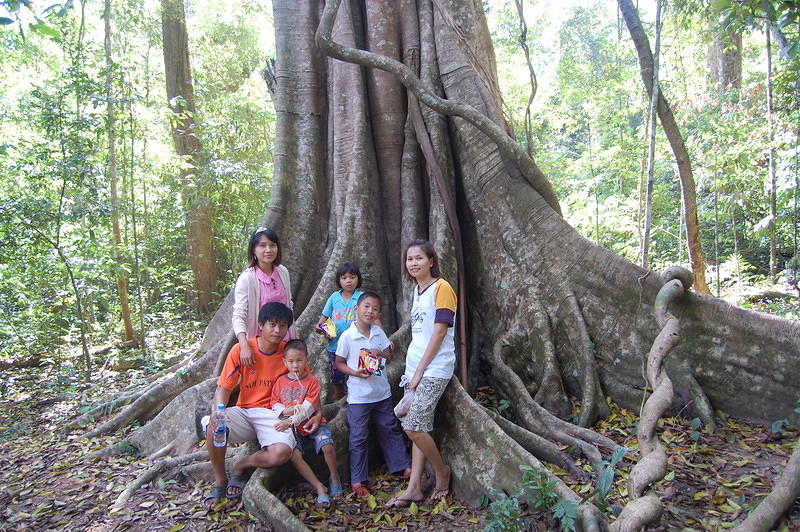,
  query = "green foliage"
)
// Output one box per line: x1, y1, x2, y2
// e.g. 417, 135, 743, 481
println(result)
593, 446, 628, 510
483, 465, 578, 532
1, 0, 278, 372
483, 489, 526, 532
